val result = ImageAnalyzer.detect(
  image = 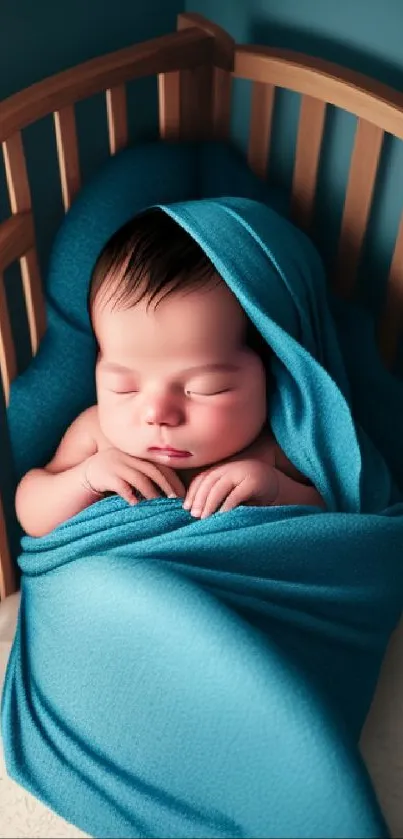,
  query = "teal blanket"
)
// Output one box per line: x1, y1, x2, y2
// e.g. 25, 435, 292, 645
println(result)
2, 197, 403, 838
